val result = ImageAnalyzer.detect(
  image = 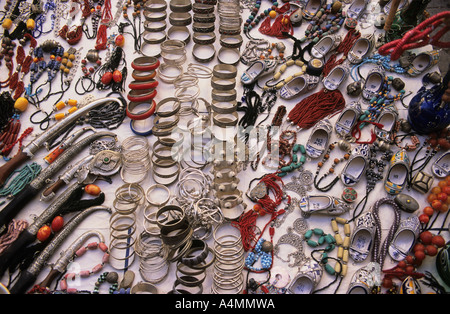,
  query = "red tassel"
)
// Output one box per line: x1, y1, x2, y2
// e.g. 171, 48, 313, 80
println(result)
9, 72, 19, 90
288, 89, 346, 129
13, 82, 25, 100
95, 24, 108, 51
